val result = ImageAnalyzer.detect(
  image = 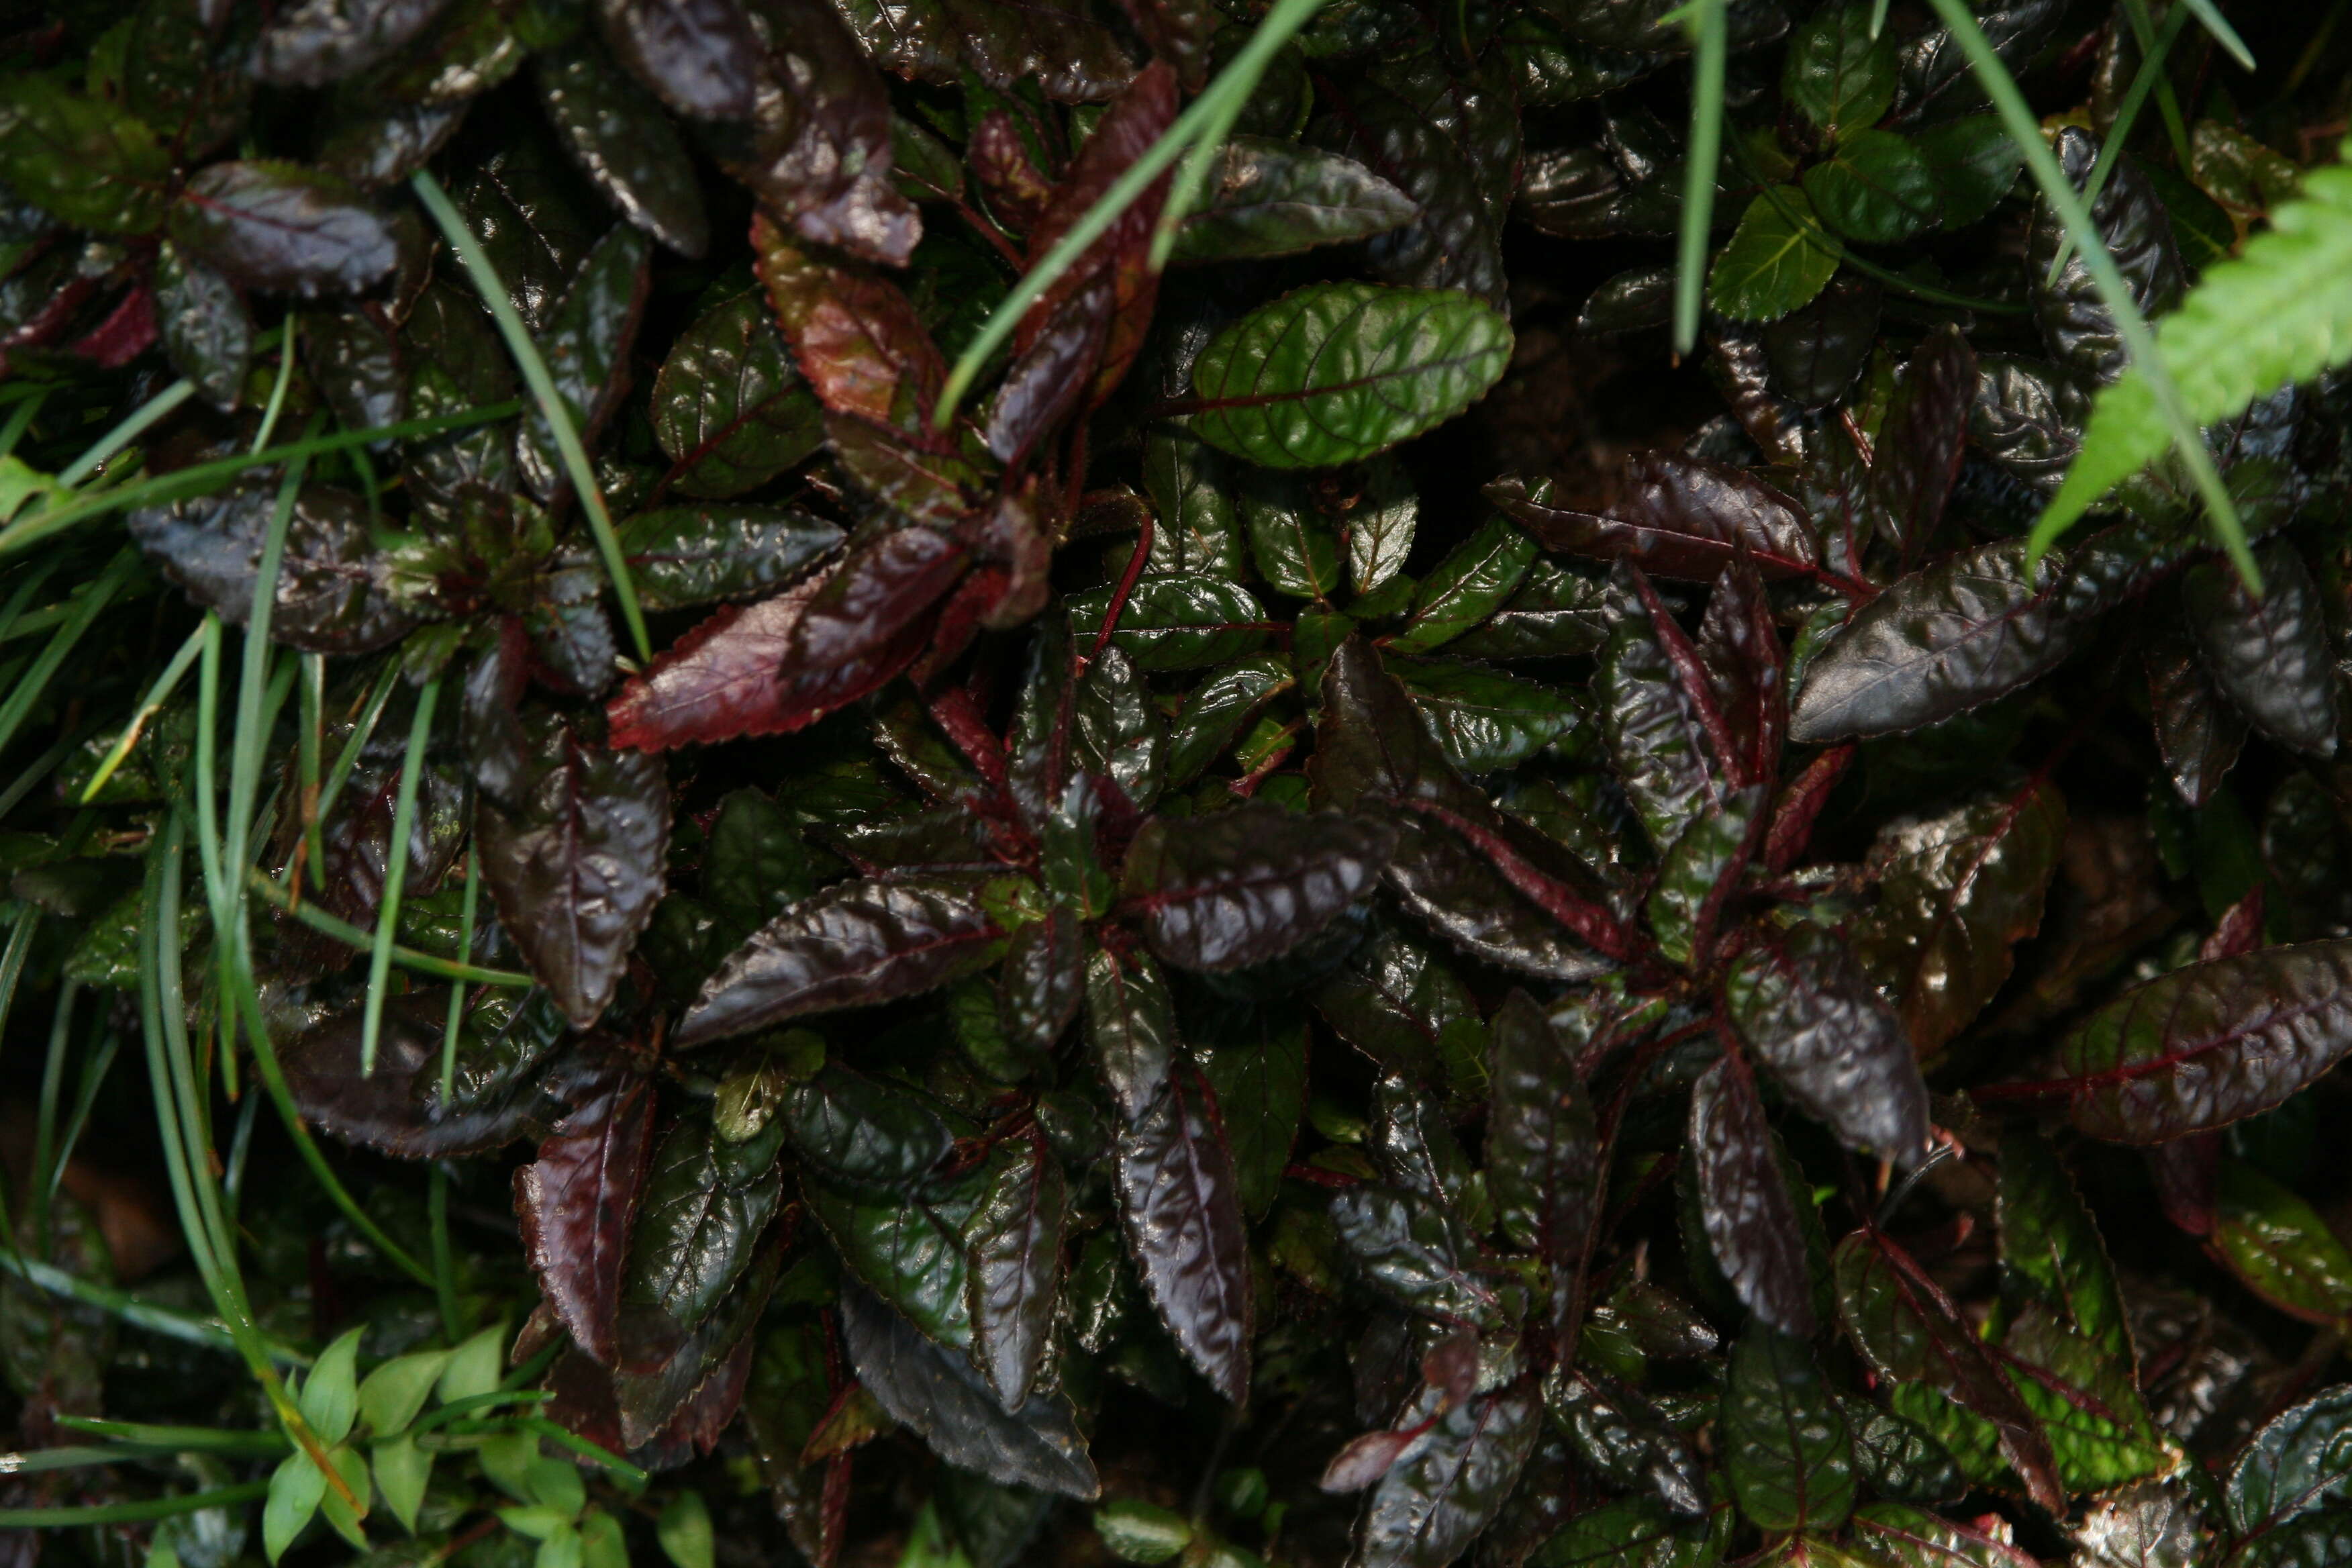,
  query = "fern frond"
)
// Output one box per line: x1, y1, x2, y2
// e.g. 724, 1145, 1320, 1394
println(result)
2035, 152, 2352, 554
